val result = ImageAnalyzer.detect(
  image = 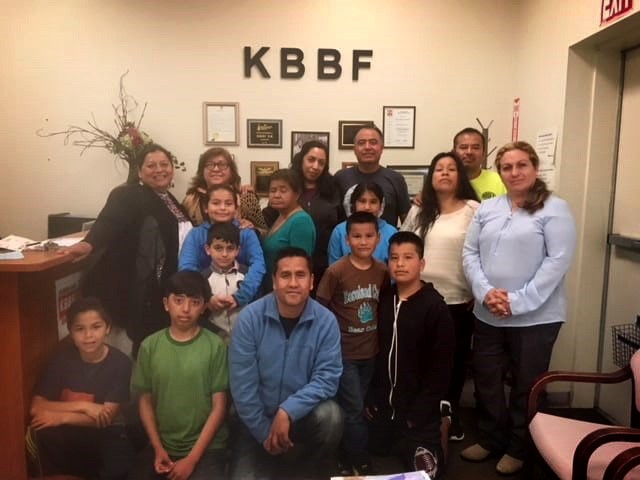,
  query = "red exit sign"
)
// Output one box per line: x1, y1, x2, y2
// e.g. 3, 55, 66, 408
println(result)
601, 0, 634, 24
